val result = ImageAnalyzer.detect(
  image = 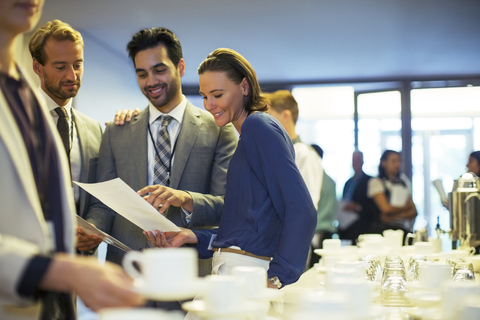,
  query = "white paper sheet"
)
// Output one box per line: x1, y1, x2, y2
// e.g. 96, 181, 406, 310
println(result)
74, 178, 181, 233
337, 199, 360, 230
432, 179, 449, 204
76, 215, 133, 252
